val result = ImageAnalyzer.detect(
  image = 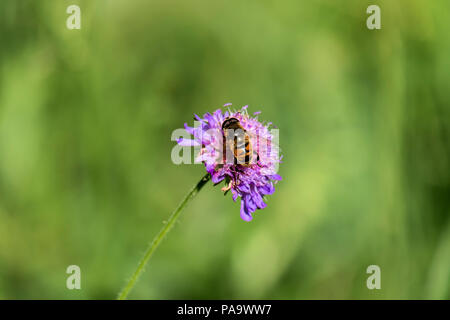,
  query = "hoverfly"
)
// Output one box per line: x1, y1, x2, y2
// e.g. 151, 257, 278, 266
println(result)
221, 117, 259, 166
